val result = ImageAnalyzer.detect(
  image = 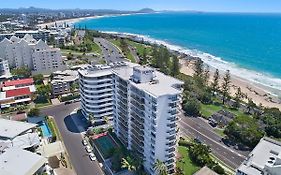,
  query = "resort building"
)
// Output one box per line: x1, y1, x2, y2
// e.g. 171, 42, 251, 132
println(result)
79, 62, 183, 174
0, 58, 11, 79
0, 78, 36, 108
0, 34, 65, 74
236, 137, 281, 175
